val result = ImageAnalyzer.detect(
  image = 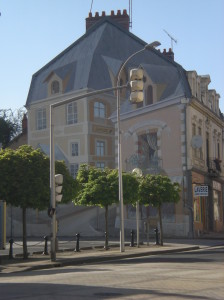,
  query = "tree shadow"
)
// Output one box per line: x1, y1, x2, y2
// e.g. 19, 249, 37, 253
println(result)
0, 282, 213, 300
